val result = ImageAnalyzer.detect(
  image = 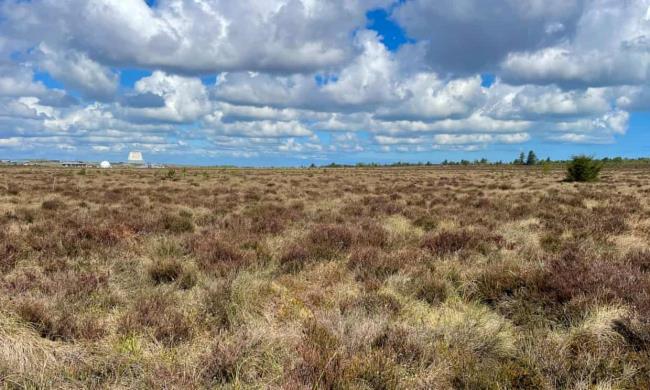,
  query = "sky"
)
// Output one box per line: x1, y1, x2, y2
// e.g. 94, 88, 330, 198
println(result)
0, 0, 649, 166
